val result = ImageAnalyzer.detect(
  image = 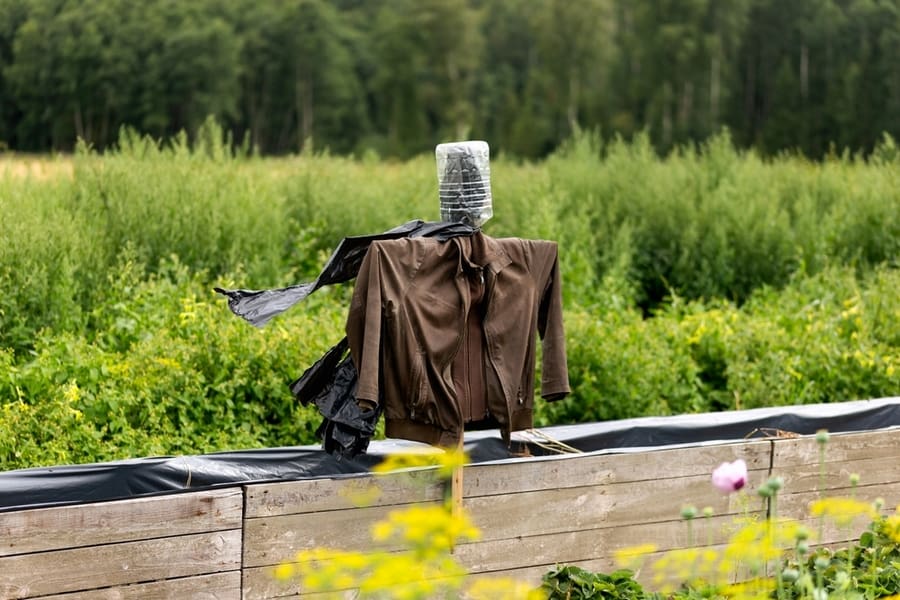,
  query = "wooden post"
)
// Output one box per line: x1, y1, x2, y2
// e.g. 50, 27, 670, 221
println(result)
451, 435, 464, 519
447, 434, 465, 553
